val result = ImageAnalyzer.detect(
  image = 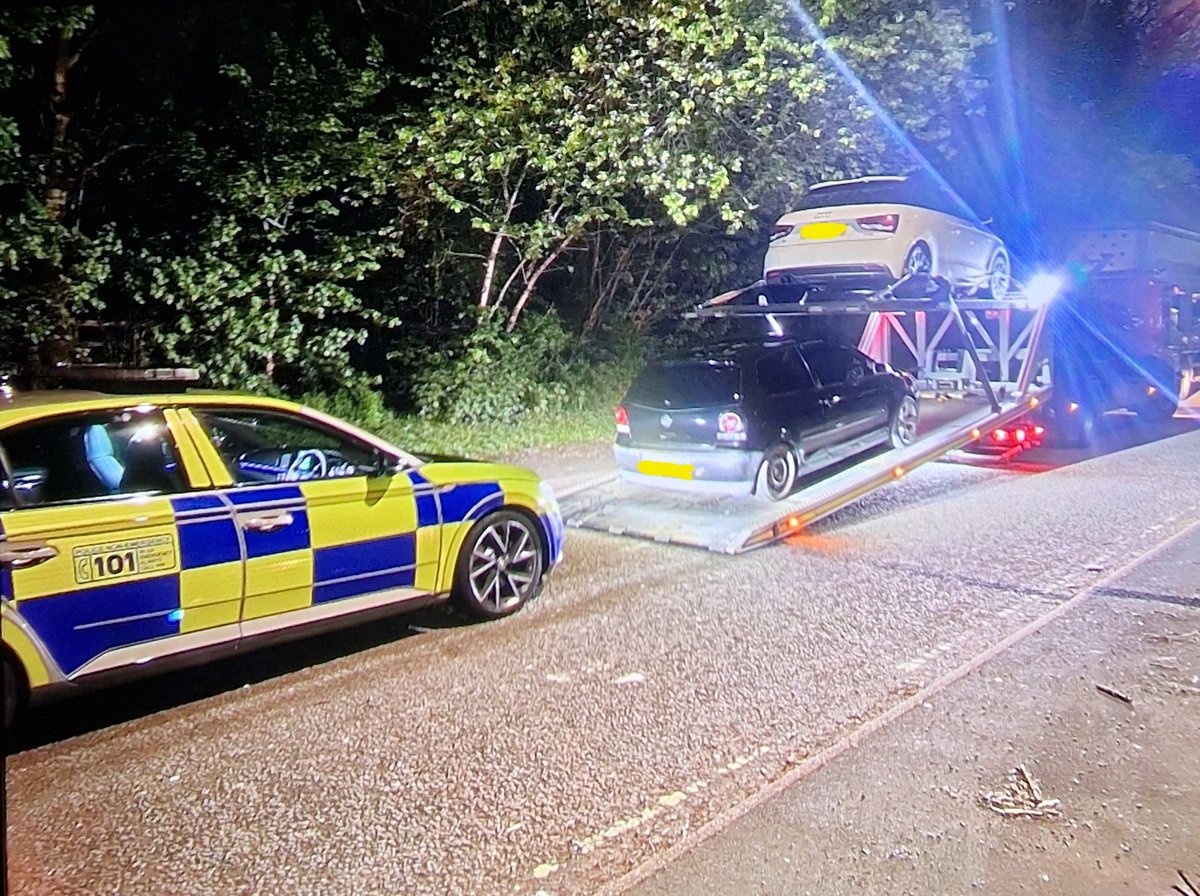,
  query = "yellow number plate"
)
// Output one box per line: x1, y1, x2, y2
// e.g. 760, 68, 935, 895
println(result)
637, 460, 694, 480
799, 222, 847, 240
73, 535, 178, 584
